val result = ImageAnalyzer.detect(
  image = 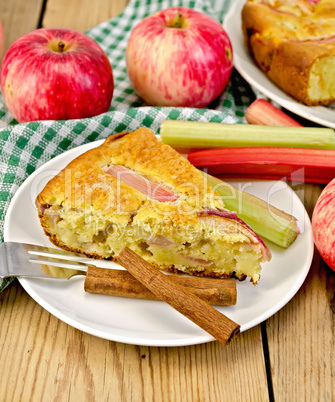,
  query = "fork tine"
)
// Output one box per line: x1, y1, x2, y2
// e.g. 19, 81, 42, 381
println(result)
26, 248, 120, 269
0, 242, 88, 279
28, 257, 89, 271
26, 244, 86, 258
0, 242, 120, 279
28, 249, 94, 263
